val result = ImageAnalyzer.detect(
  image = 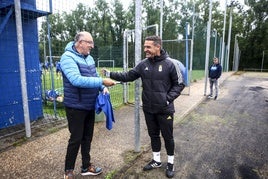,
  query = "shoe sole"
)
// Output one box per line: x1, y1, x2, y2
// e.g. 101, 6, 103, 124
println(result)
64, 174, 74, 179
81, 171, 102, 176
166, 169, 175, 178
143, 164, 162, 171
